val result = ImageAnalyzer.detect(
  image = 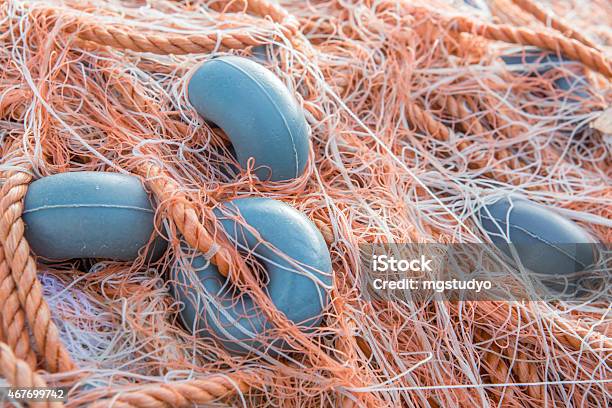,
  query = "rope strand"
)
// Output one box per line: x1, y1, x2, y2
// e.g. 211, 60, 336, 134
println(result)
31, 0, 300, 55
87, 374, 250, 408
139, 163, 233, 277
0, 171, 75, 373
510, 0, 599, 49
445, 15, 612, 77
0, 240, 36, 369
